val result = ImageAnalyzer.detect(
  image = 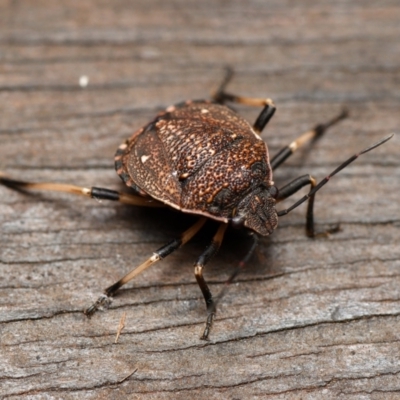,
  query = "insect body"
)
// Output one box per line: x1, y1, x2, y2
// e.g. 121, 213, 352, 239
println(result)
0, 71, 392, 340
115, 100, 278, 236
